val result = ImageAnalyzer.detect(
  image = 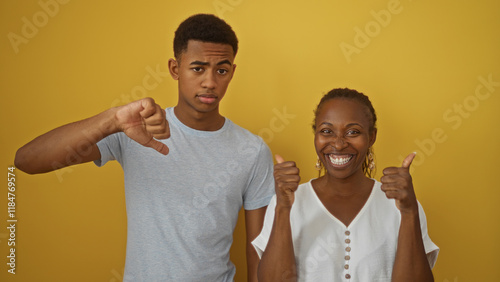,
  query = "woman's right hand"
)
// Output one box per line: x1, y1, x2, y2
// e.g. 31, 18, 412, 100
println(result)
274, 155, 301, 209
